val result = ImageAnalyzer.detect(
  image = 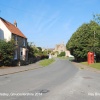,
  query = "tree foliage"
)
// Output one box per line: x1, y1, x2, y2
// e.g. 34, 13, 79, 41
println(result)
27, 42, 35, 58
93, 14, 100, 24
66, 21, 100, 62
28, 42, 49, 63
0, 40, 15, 66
